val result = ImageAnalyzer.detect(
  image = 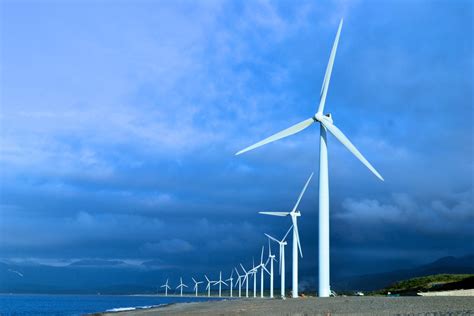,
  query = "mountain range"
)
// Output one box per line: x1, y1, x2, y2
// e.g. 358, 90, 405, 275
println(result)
0, 254, 472, 294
